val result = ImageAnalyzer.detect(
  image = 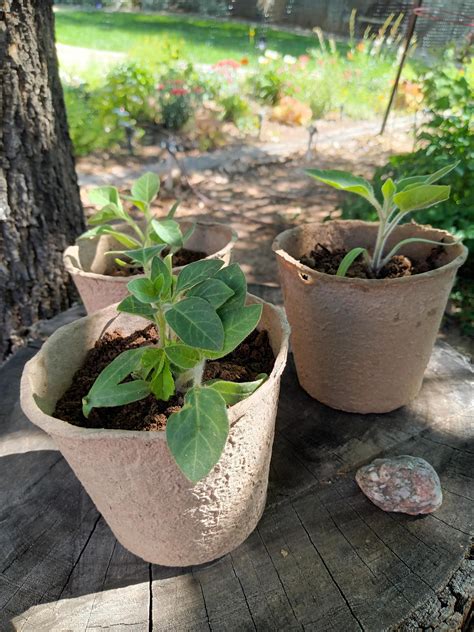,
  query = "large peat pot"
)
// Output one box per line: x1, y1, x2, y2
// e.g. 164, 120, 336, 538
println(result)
64, 220, 237, 314
20, 296, 289, 566
272, 220, 467, 413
